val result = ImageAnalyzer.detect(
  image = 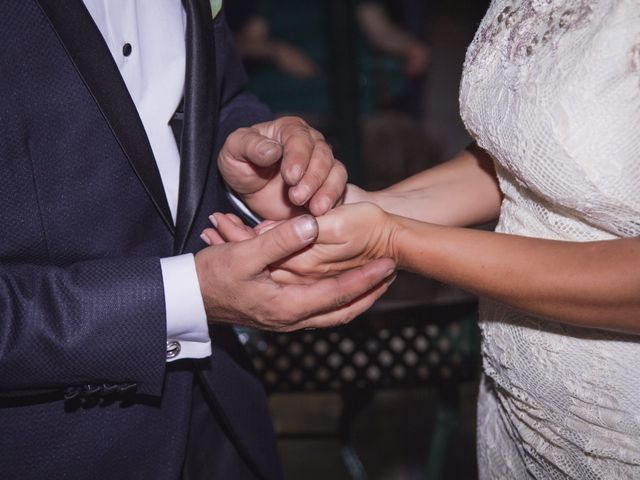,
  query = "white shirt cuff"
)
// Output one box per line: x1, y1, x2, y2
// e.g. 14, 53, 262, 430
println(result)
160, 254, 212, 362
